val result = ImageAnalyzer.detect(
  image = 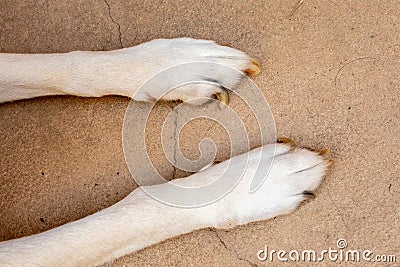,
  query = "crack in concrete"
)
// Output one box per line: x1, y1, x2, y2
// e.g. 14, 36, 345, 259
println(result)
104, 0, 123, 48
209, 228, 259, 267
327, 188, 348, 228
